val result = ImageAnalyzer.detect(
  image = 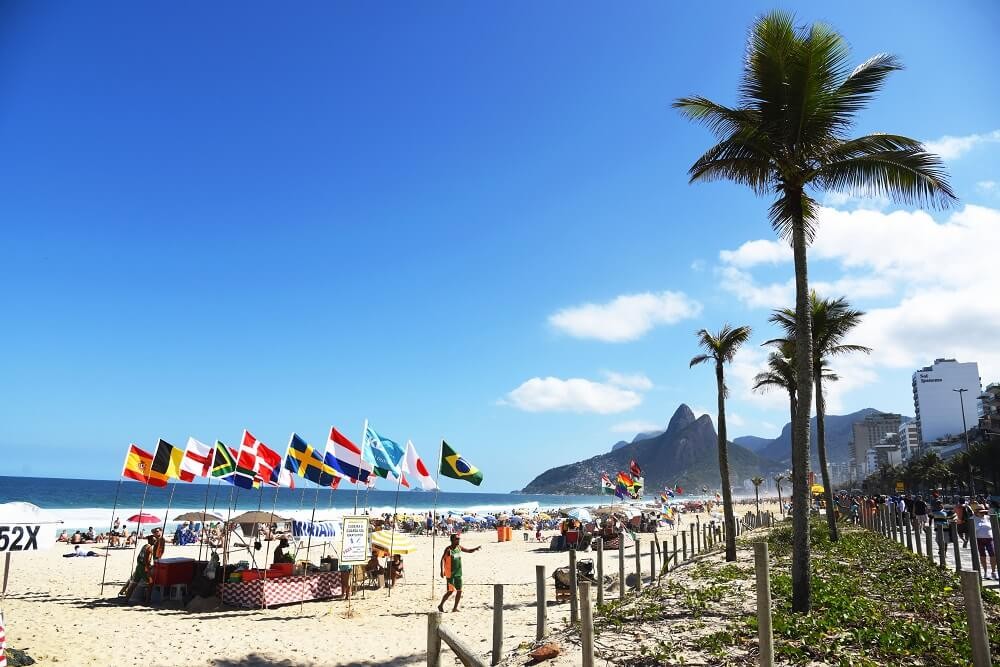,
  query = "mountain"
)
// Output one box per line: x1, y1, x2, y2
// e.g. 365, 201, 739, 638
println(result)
521, 404, 784, 494
610, 428, 665, 452
734, 408, 912, 466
